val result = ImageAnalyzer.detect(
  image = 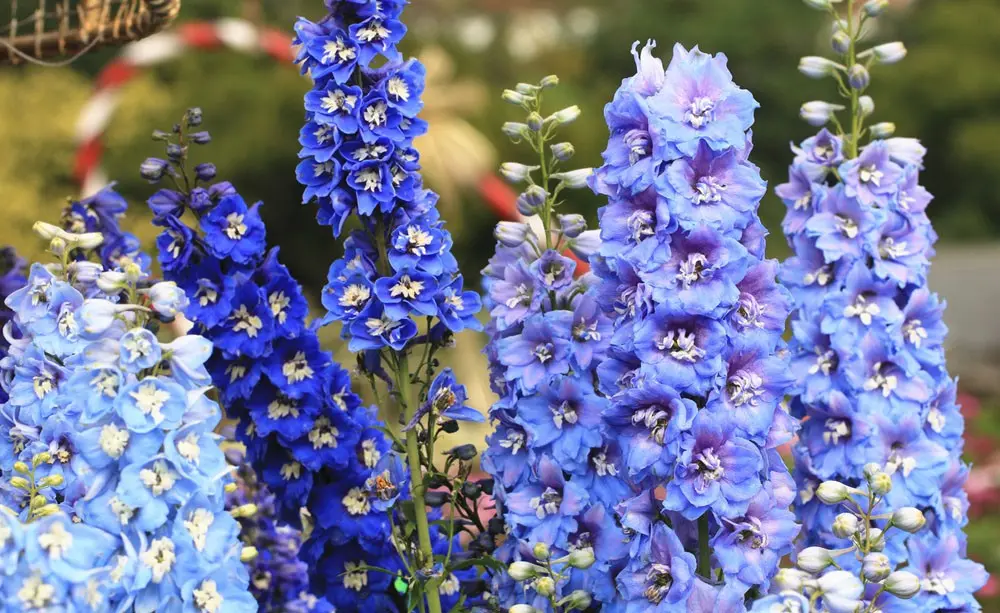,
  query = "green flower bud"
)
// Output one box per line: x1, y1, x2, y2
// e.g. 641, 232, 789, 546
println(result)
796, 546, 835, 573
527, 112, 544, 132
567, 547, 596, 570
832, 31, 851, 54
533, 542, 551, 560
502, 122, 531, 141
534, 576, 556, 597
539, 75, 560, 89
869, 122, 896, 138
38, 474, 63, 488
858, 95, 875, 117
508, 561, 540, 581
864, 0, 889, 16
9, 477, 30, 491
550, 142, 575, 162
558, 590, 592, 610
817, 481, 856, 504
13, 462, 29, 474
546, 106, 581, 126
862, 553, 891, 582
870, 472, 892, 495
502, 89, 532, 106
515, 82, 540, 95
832, 512, 860, 538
